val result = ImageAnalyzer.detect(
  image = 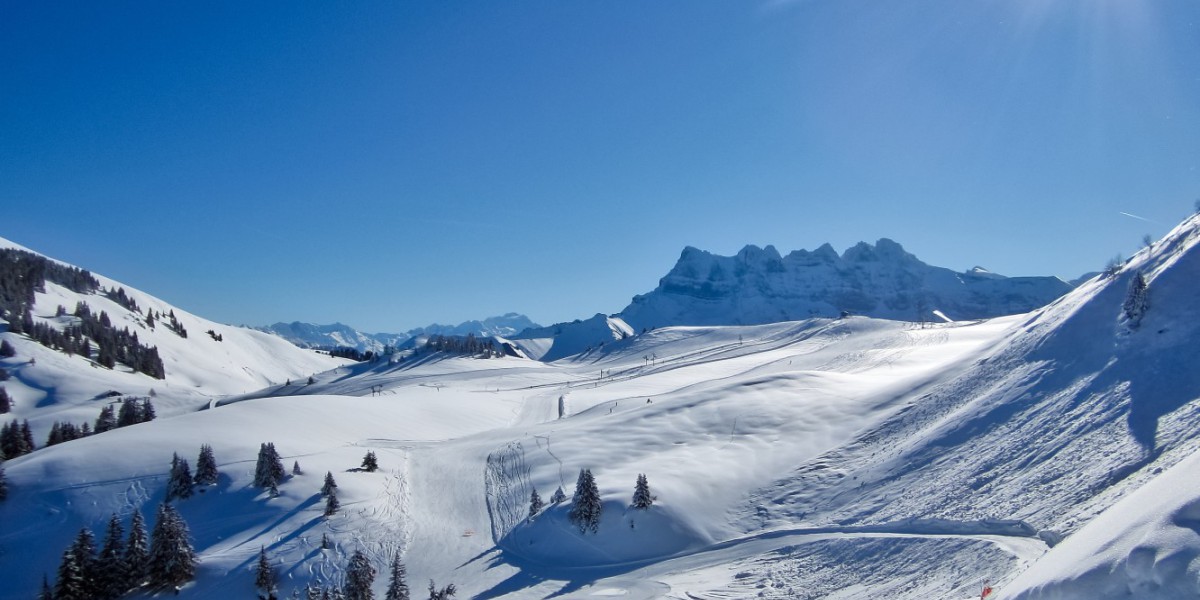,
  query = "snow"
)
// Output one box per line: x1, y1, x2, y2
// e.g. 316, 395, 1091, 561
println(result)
3, 216, 1200, 599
